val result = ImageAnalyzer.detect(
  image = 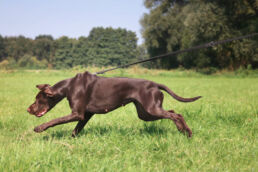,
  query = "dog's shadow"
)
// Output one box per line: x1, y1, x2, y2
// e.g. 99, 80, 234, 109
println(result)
44, 124, 170, 140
